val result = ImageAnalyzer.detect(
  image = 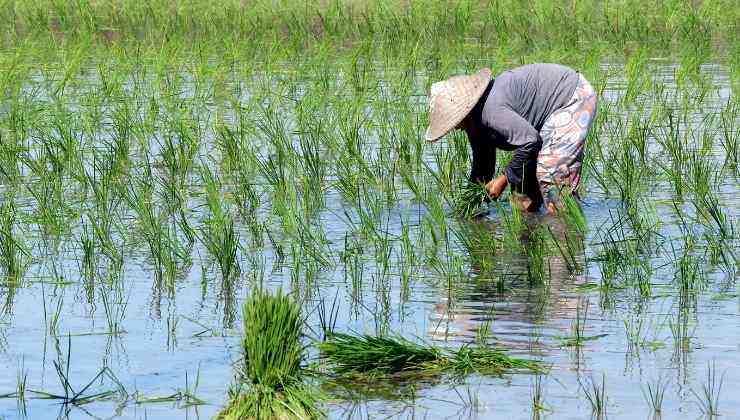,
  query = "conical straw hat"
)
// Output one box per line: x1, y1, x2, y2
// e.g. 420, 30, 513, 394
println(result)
425, 68, 492, 142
